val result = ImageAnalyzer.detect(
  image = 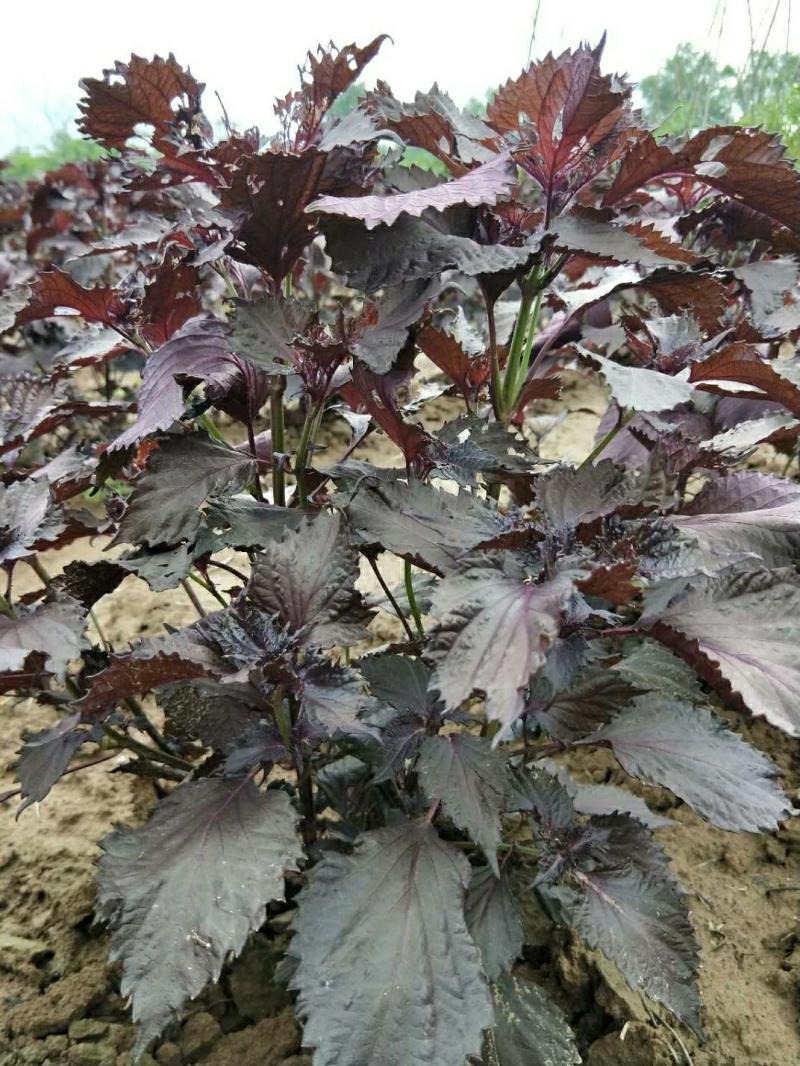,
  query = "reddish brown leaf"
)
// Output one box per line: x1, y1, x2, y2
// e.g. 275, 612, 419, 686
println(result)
139, 257, 202, 346
689, 344, 800, 416
577, 562, 639, 606
78, 54, 205, 152
16, 269, 128, 327
487, 38, 635, 220
220, 150, 328, 284
604, 126, 800, 235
